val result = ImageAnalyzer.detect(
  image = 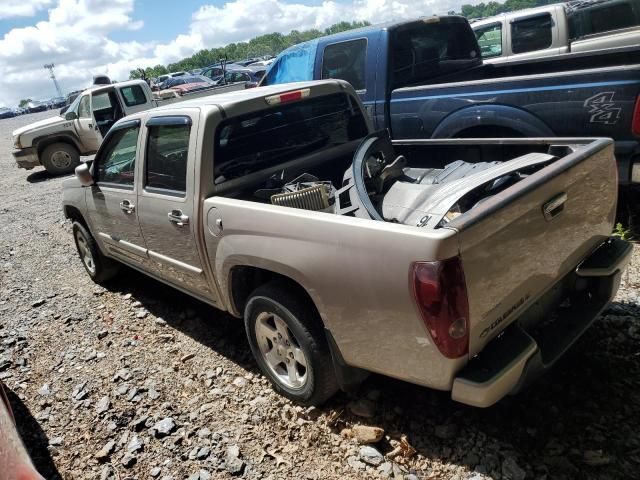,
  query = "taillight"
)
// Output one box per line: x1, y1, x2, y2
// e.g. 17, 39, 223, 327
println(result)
410, 256, 469, 359
633, 95, 640, 137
